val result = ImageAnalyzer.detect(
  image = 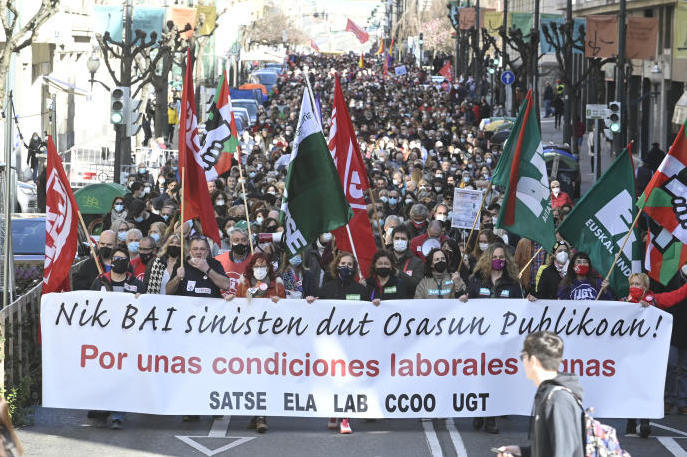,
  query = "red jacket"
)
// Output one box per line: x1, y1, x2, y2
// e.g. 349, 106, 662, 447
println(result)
409, 233, 449, 261
625, 284, 687, 309
551, 191, 573, 208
